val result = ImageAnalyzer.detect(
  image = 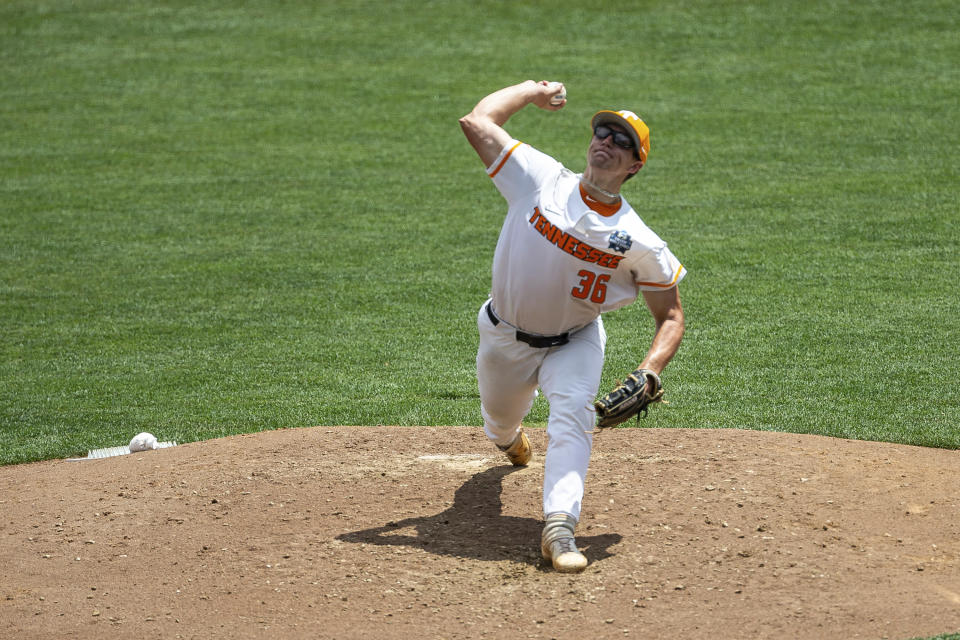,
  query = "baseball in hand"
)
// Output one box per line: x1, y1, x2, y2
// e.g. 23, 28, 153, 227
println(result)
548, 82, 567, 105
